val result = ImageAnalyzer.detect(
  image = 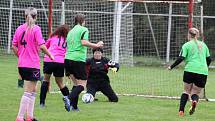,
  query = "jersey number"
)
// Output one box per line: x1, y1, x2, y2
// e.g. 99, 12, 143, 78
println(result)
20, 31, 27, 47
58, 37, 67, 48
